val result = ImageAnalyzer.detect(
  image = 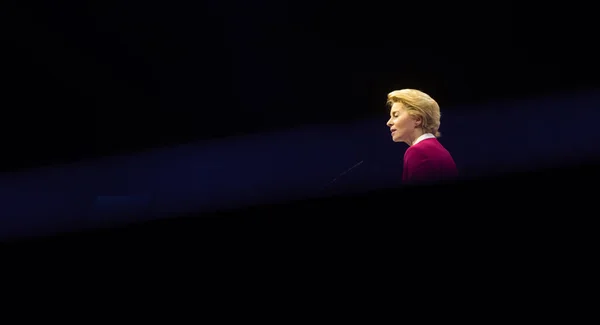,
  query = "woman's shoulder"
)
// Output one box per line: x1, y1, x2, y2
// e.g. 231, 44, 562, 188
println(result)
406, 138, 448, 157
